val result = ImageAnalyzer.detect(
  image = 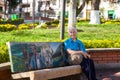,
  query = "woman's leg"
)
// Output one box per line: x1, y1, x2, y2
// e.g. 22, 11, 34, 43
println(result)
80, 58, 97, 80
